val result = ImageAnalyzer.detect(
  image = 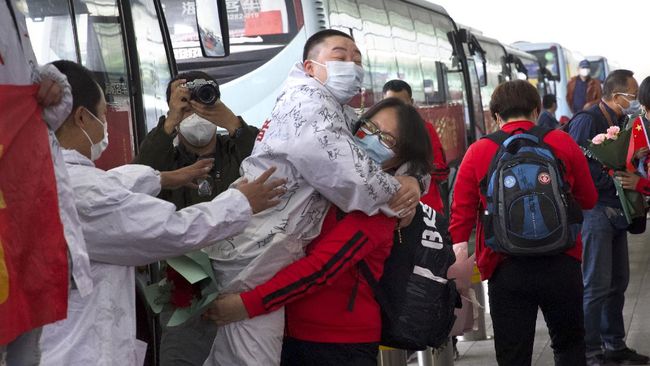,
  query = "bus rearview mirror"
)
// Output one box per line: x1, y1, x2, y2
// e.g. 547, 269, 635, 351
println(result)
195, 0, 230, 57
